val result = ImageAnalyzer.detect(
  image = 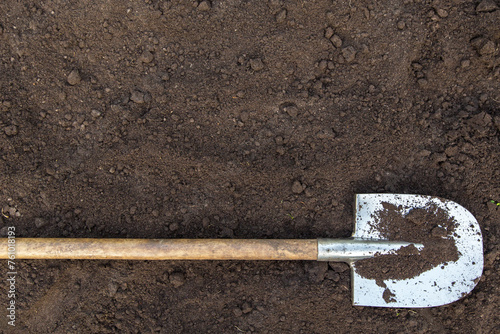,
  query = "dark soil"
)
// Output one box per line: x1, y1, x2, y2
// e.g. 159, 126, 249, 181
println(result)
354, 202, 459, 282
1, 0, 499, 333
